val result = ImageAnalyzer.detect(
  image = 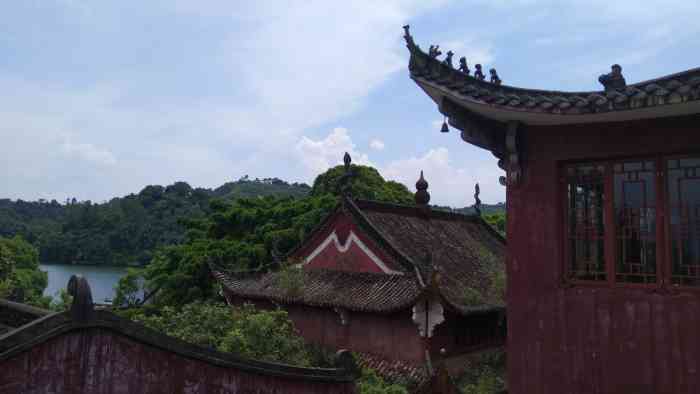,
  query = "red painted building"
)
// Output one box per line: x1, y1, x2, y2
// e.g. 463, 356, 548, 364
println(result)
404, 25, 700, 393
214, 170, 506, 389
0, 280, 358, 394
